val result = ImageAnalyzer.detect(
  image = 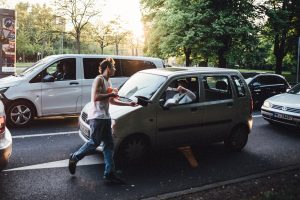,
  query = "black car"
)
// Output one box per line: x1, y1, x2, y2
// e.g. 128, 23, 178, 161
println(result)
242, 73, 291, 108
